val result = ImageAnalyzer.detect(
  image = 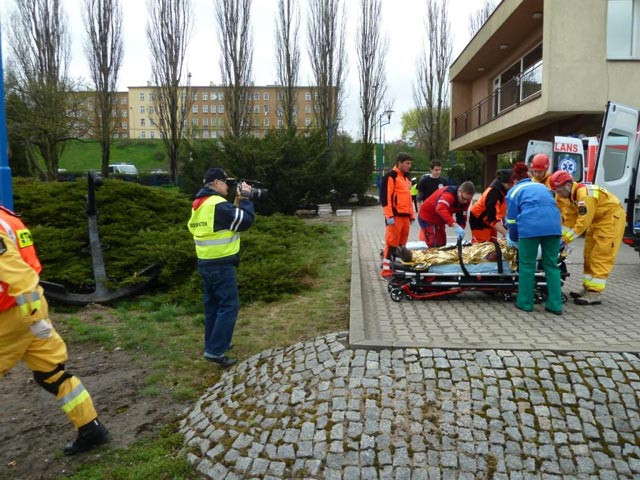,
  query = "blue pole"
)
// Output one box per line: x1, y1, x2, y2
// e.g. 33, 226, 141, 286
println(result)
0, 27, 13, 210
